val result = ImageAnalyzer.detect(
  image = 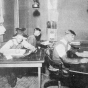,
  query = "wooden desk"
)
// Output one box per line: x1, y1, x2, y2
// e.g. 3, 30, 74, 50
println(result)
0, 60, 44, 88
69, 63, 88, 74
